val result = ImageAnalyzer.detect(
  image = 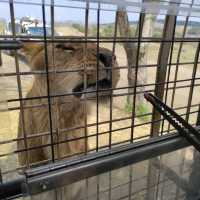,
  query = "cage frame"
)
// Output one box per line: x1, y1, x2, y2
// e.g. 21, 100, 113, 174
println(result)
0, 0, 200, 199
